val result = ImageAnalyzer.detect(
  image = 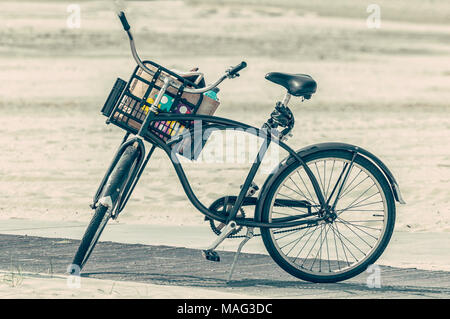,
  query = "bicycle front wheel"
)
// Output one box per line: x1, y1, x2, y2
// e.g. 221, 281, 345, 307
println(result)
71, 144, 139, 272
261, 150, 395, 283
